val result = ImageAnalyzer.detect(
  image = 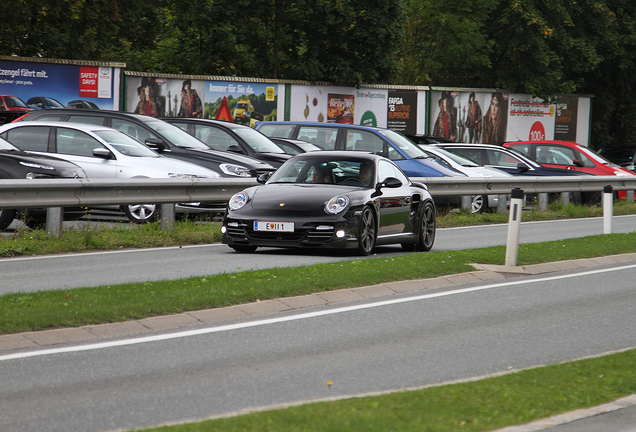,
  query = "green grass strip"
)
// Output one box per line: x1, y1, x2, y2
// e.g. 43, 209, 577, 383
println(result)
2, 231, 636, 335
134, 348, 636, 432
